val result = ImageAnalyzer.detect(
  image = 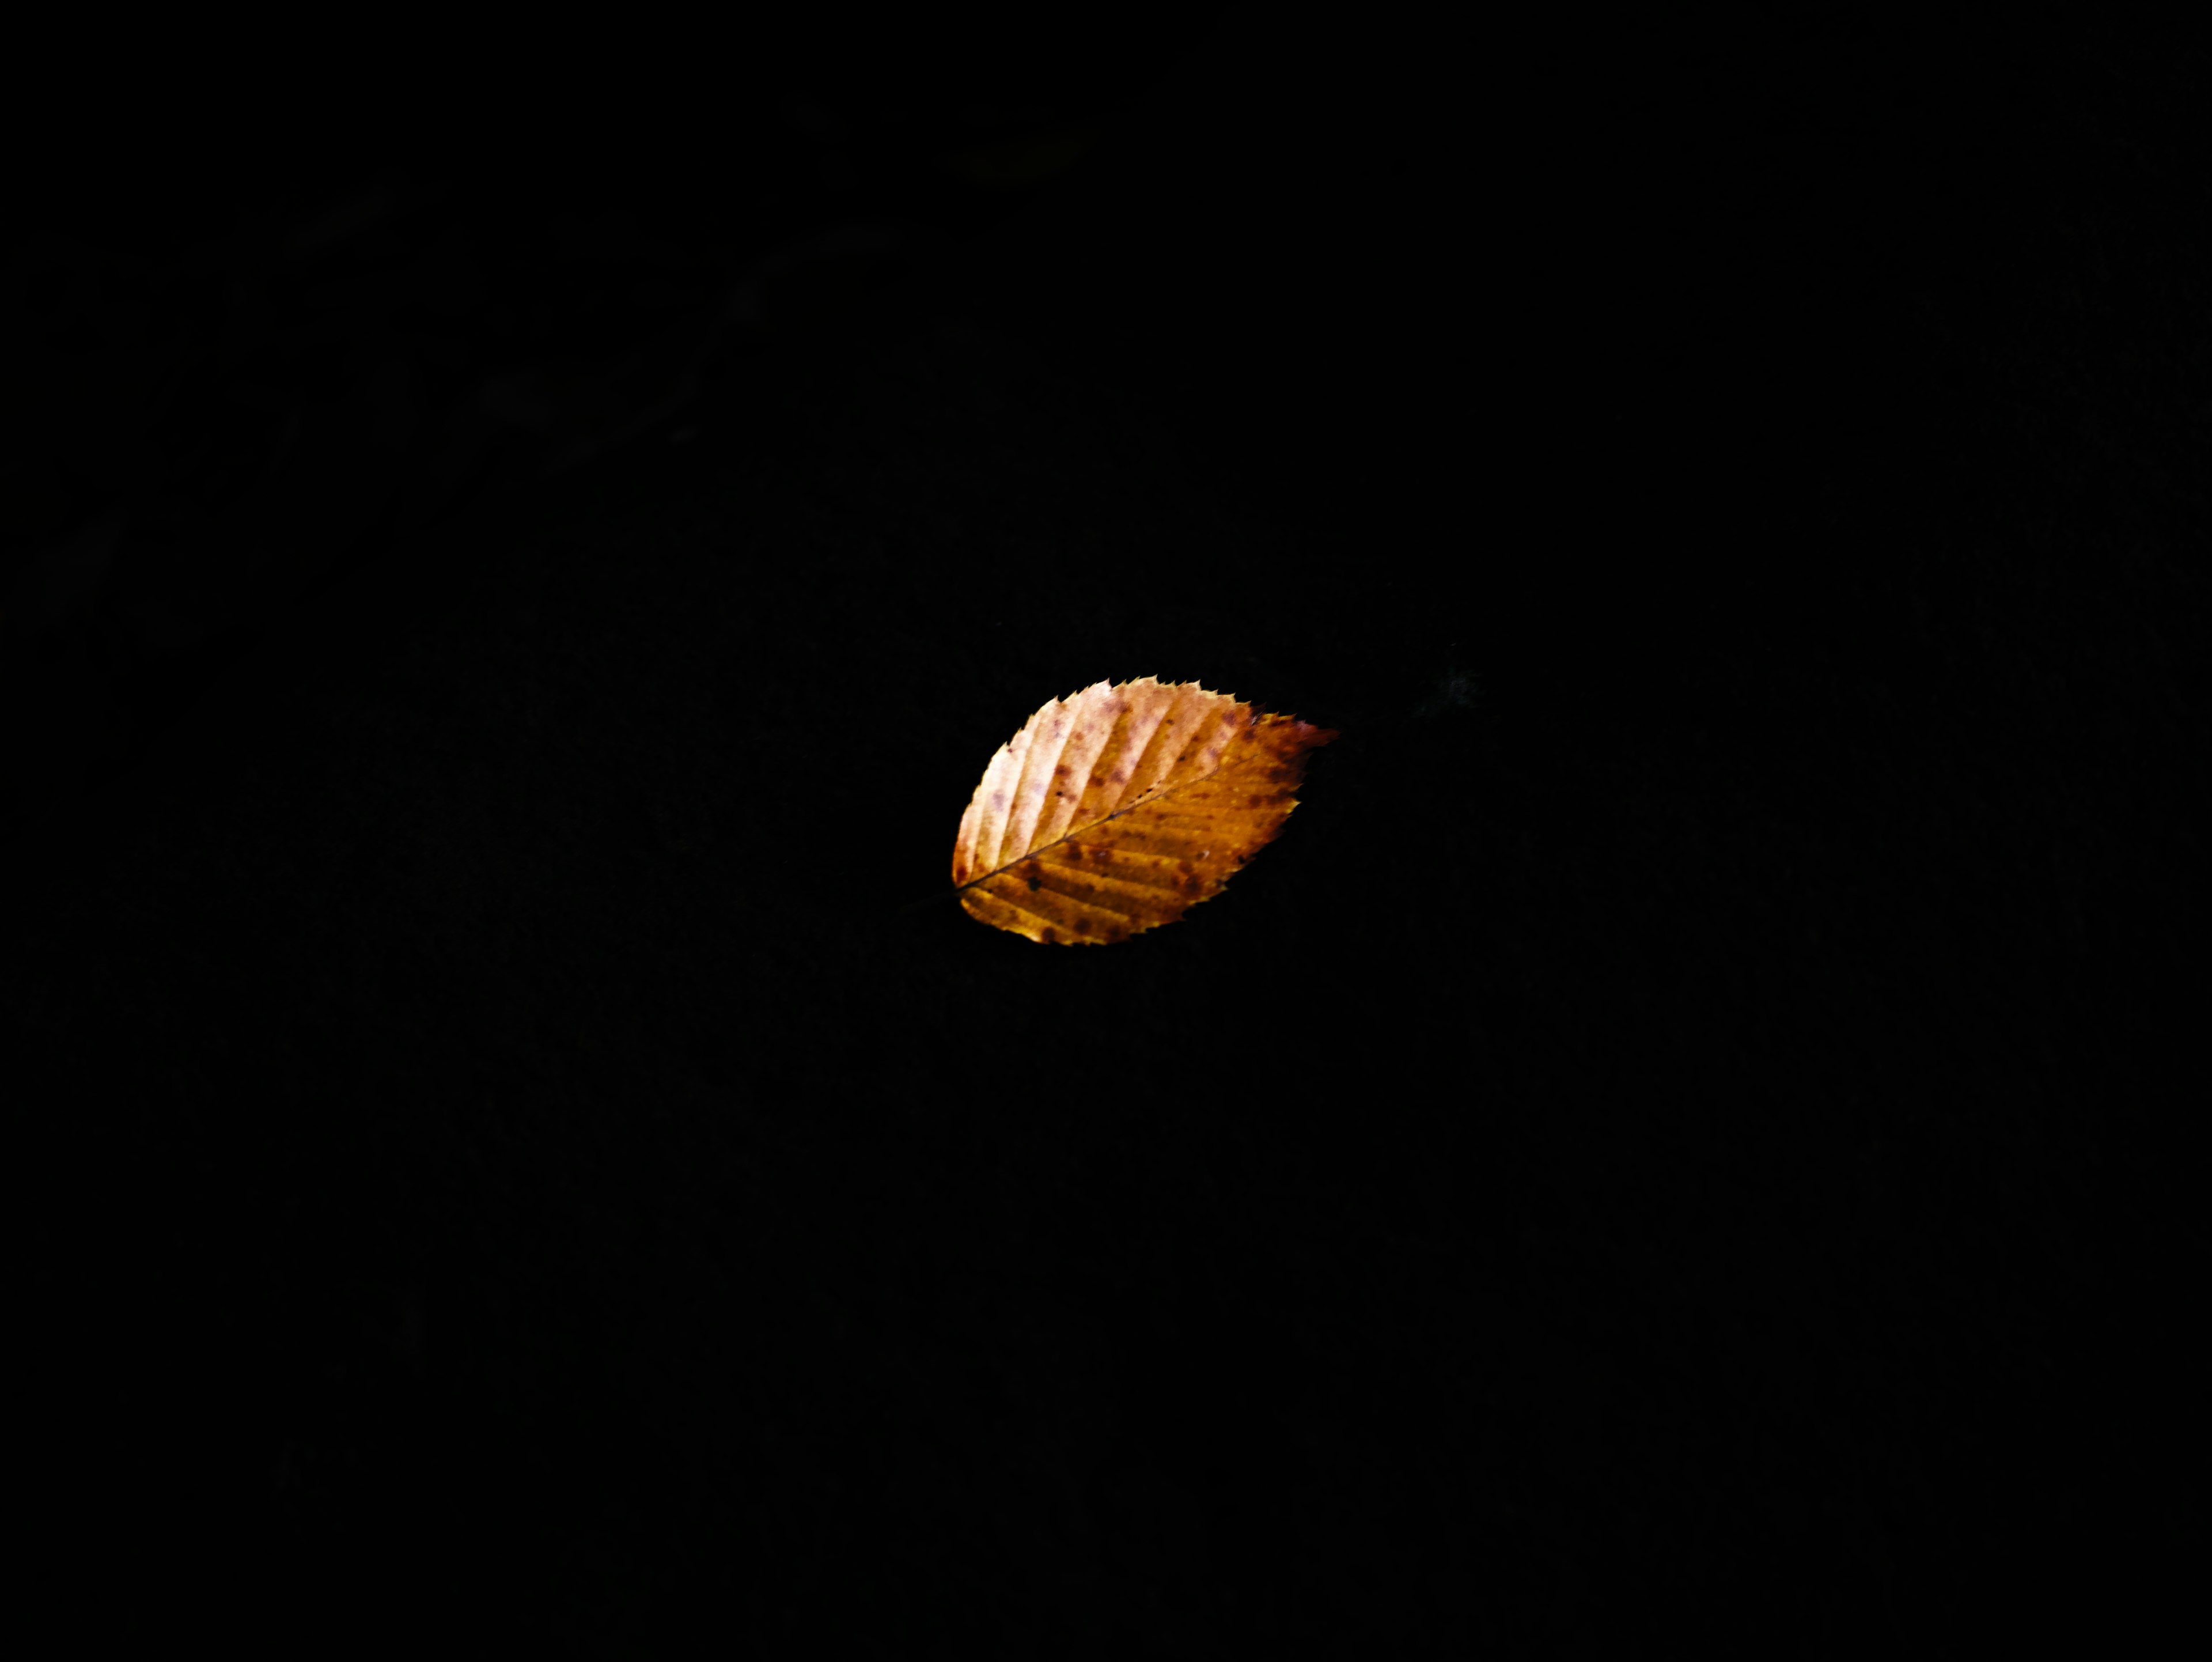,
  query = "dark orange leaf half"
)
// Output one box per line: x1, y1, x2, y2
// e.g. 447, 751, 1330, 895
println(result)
951, 676, 1338, 945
